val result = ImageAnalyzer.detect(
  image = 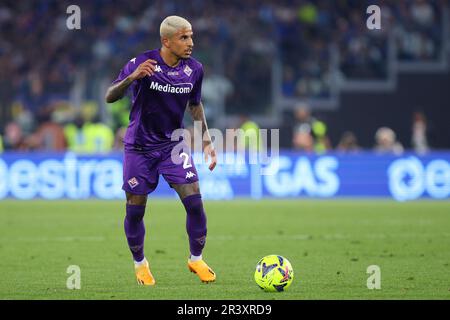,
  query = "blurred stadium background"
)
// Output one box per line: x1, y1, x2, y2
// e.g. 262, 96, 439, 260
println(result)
0, 0, 450, 300
0, 0, 449, 200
